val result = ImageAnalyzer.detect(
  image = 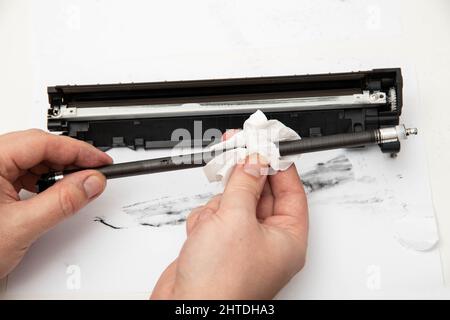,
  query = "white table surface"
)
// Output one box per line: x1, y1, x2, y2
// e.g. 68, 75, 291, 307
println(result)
0, 0, 449, 298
